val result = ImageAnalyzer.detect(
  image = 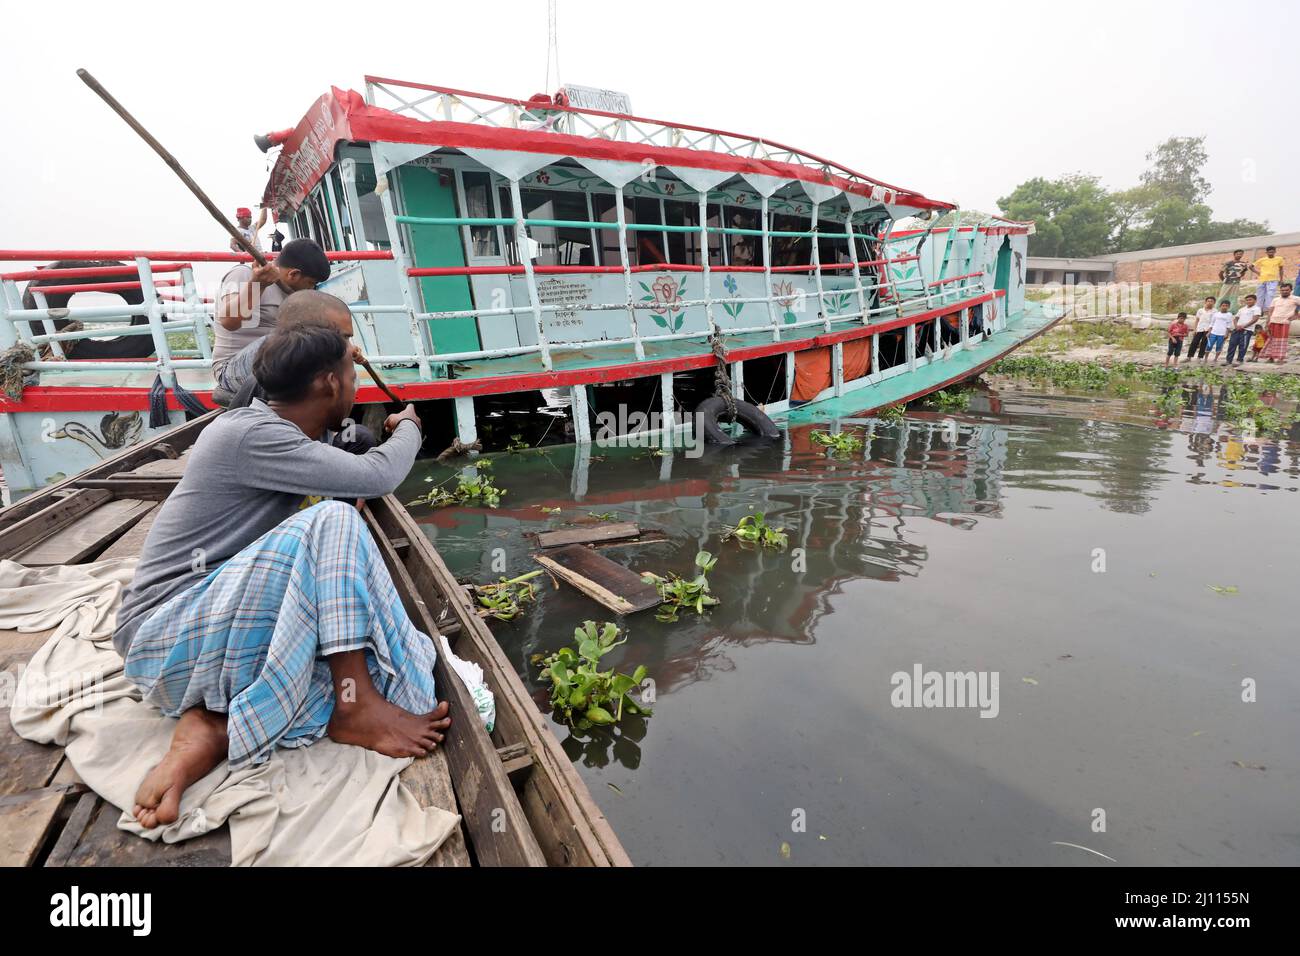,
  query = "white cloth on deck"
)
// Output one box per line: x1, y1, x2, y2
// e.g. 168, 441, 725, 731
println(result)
1, 558, 460, 867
